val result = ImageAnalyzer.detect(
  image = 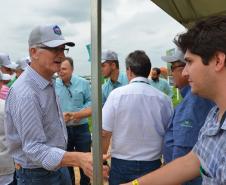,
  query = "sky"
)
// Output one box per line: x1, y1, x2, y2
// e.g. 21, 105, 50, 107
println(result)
0, 0, 186, 76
